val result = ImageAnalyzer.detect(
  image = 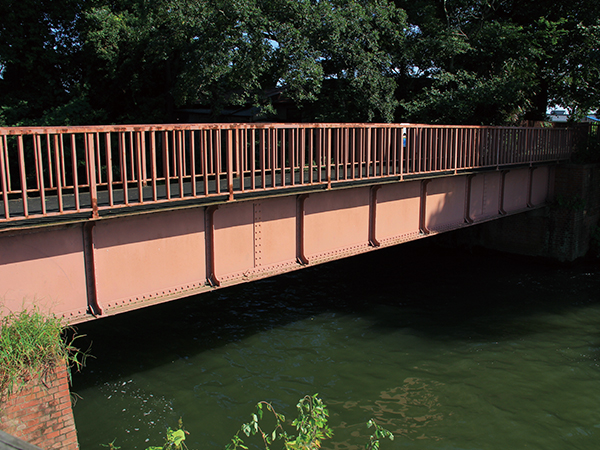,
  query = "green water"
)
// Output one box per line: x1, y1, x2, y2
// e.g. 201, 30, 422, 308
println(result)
71, 239, 600, 449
